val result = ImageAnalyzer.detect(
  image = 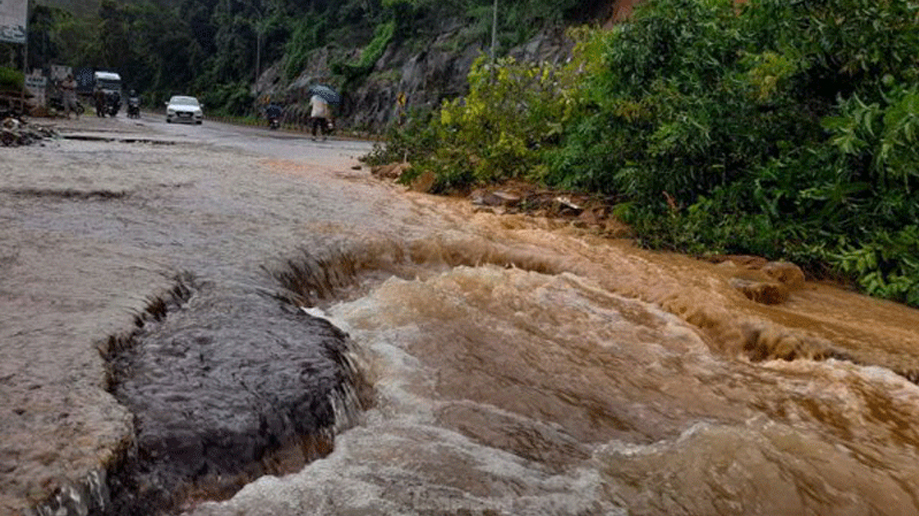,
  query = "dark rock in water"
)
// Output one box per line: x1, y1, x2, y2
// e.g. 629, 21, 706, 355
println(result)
105, 280, 362, 515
